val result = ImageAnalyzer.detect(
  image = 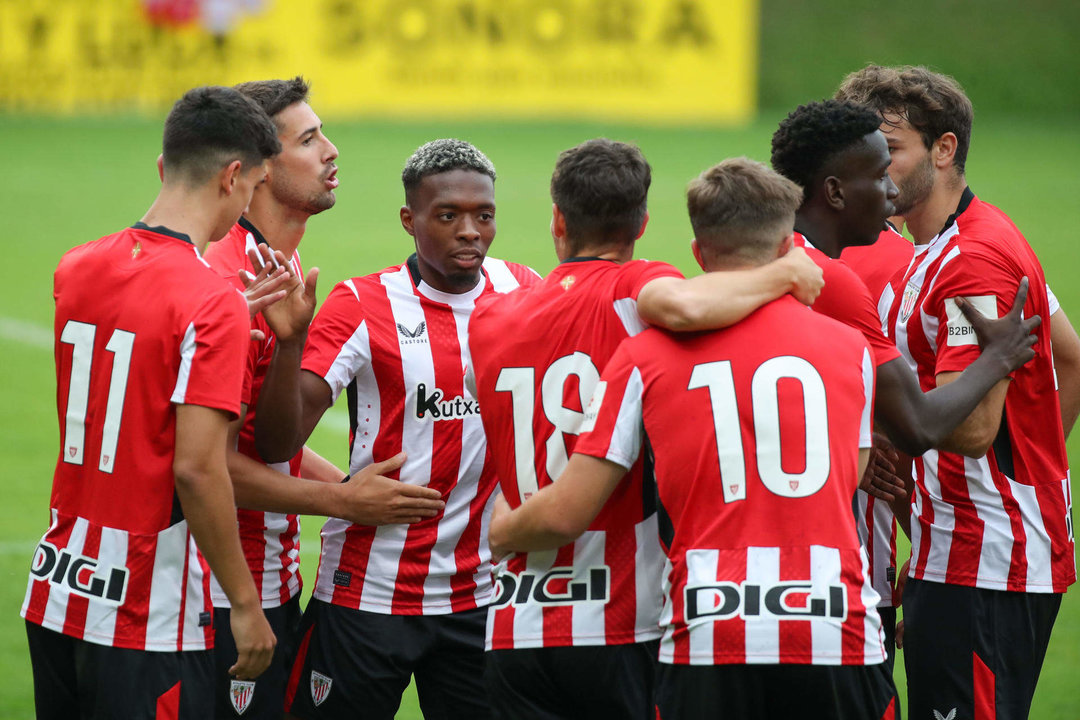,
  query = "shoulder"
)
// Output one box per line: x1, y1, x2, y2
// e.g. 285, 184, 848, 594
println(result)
483, 256, 542, 292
